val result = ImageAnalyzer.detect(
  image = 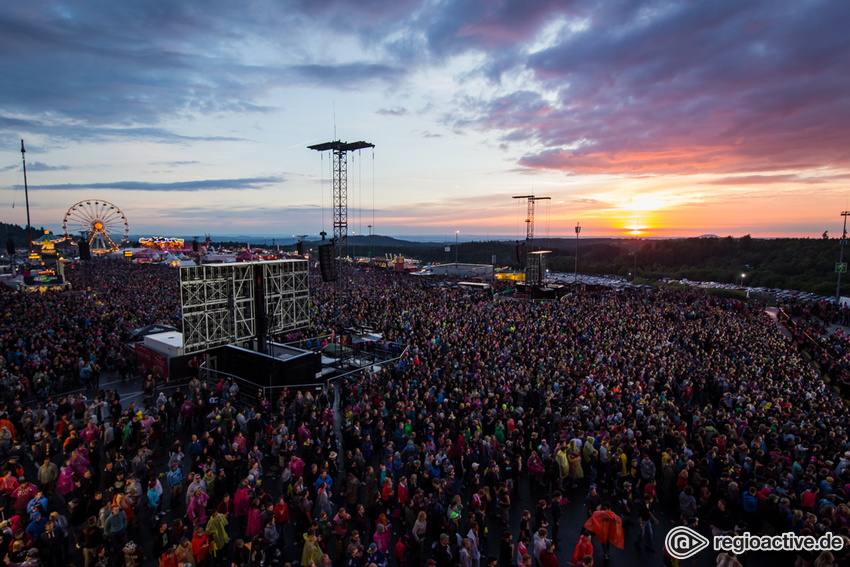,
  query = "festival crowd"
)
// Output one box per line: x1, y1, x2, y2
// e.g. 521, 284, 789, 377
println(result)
0, 262, 848, 567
